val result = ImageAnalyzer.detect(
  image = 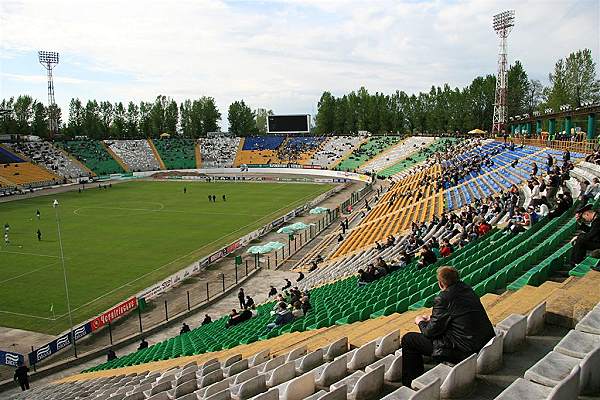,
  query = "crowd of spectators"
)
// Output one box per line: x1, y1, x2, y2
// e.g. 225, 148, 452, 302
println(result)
6, 141, 89, 180
200, 136, 240, 168
106, 140, 161, 172
309, 136, 365, 168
